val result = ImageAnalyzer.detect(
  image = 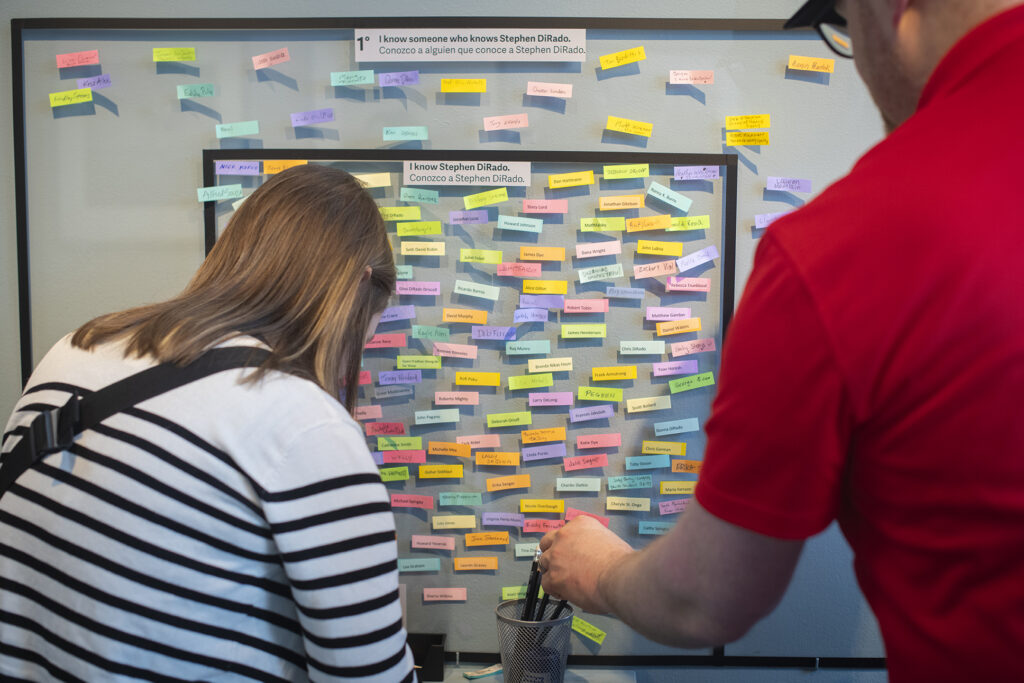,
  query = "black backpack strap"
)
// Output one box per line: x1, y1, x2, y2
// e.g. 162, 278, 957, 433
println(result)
0, 346, 272, 500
